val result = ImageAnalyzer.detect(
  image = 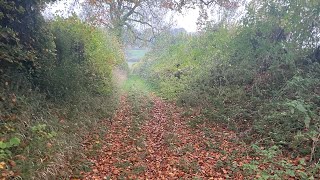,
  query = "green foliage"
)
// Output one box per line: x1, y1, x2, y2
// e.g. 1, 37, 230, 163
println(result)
122, 75, 152, 93
286, 99, 313, 129
0, 137, 21, 159
42, 16, 126, 101
0, 0, 56, 70
31, 124, 57, 139
134, 0, 320, 162
1, 11, 127, 180
243, 144, 320, 179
